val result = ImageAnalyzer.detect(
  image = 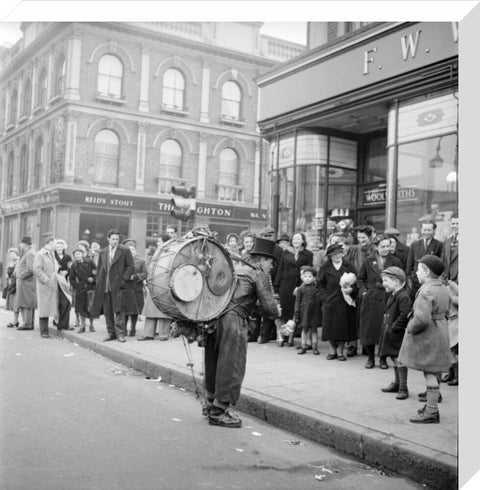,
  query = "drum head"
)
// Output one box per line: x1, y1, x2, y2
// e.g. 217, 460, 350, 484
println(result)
170, 264, 203, 302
